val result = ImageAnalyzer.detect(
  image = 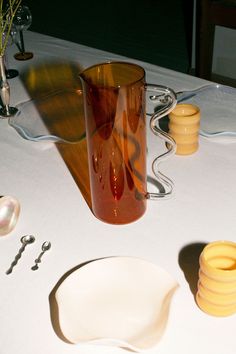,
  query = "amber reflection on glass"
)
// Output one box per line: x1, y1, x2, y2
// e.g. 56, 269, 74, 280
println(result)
80, 62, 147, 224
